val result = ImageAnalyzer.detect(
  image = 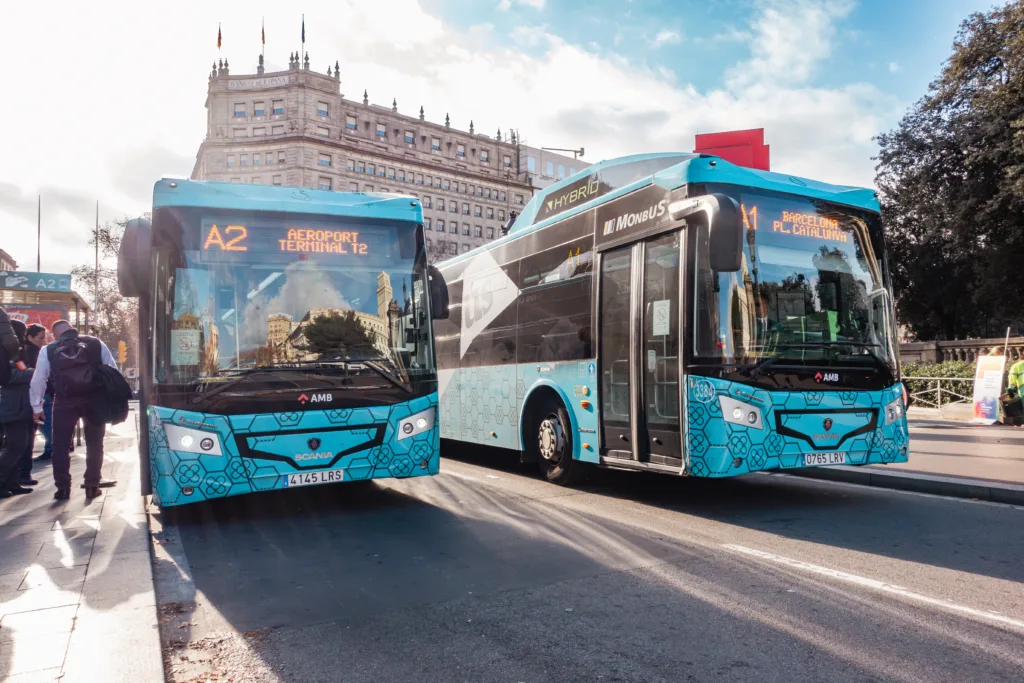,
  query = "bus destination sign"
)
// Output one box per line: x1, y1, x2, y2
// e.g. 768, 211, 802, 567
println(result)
741, 200, 849, 244
201, 224, 371, 257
